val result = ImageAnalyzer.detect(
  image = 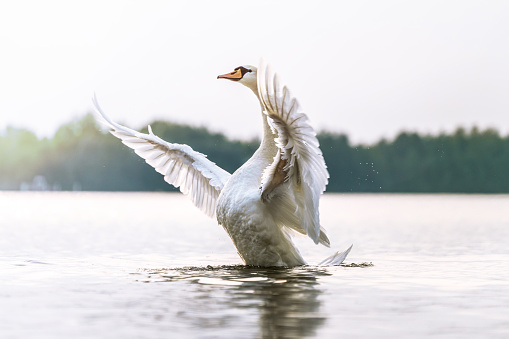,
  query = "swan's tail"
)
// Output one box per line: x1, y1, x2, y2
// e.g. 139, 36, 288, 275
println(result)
318, 244, 353, 266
